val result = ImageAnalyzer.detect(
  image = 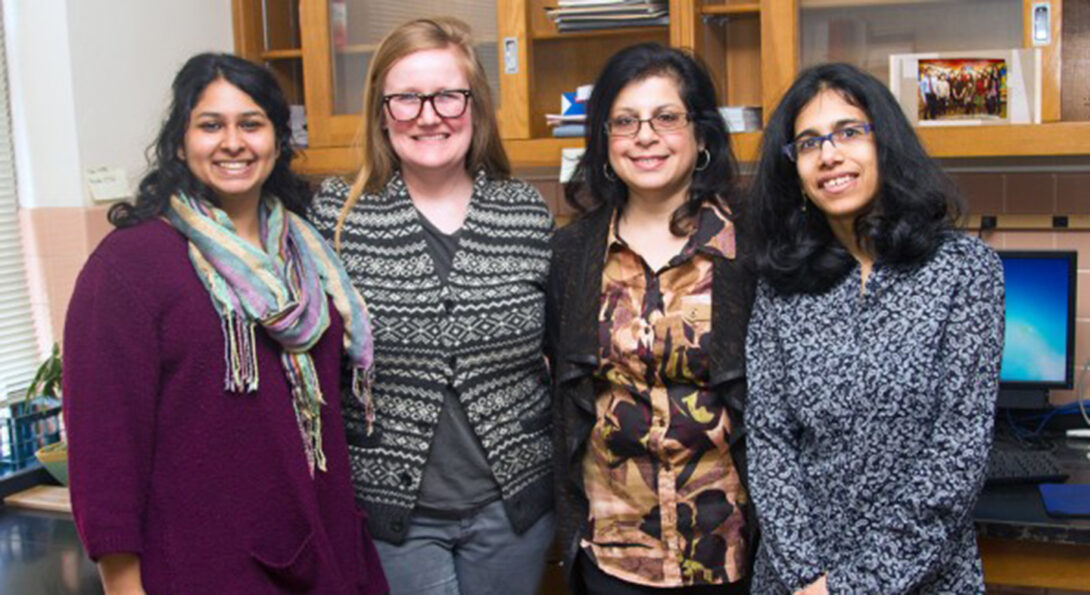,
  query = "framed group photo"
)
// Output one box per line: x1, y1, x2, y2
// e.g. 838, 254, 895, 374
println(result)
918, 59, 1007, 122
890, 49, 1041, 126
